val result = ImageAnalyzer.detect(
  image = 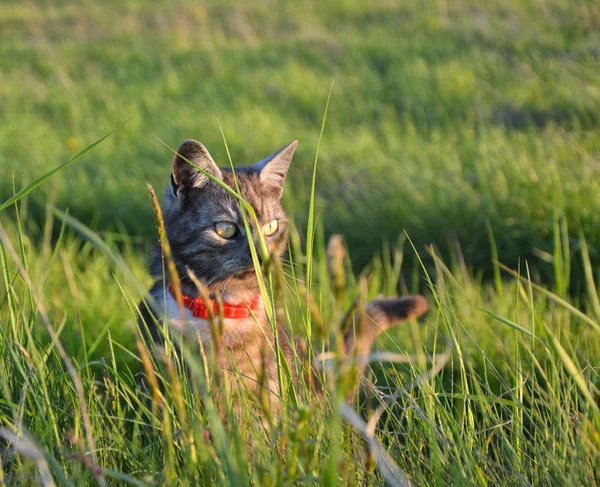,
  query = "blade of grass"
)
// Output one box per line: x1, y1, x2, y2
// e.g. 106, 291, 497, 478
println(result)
0, 129, 114, 211
542, 323, 600, 419
475, 307, 534, 337
498, 262, 600, 332
579, 231, 600, 320
305, 79, 334, 364
51, 207, 151, 305
485, 220, 503, 296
